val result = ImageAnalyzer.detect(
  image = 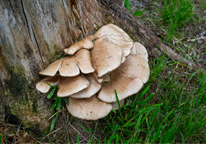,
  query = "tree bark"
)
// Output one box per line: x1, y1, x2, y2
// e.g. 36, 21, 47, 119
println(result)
0, 0, 202, 133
